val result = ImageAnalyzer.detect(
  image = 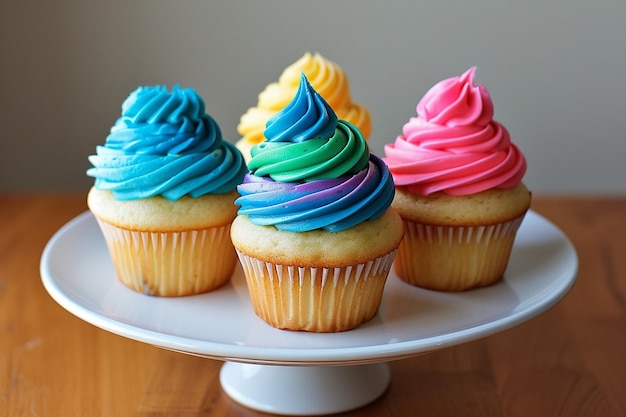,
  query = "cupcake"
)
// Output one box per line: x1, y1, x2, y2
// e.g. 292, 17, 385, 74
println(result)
383, 67, 531, 291
236, 52, 371, 162
87, 85, 247, 296
231, 73, 404, 332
